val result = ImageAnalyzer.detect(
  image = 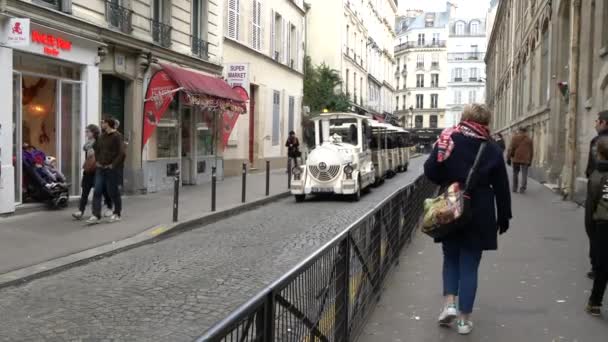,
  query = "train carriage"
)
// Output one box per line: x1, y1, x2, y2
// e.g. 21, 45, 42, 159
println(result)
369, 119, 390, 185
